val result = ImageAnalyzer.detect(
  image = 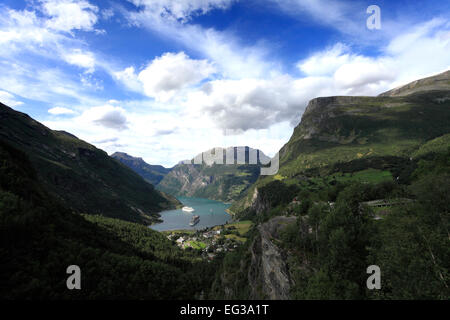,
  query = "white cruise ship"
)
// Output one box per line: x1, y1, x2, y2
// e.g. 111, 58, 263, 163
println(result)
182, 206, 195, 212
